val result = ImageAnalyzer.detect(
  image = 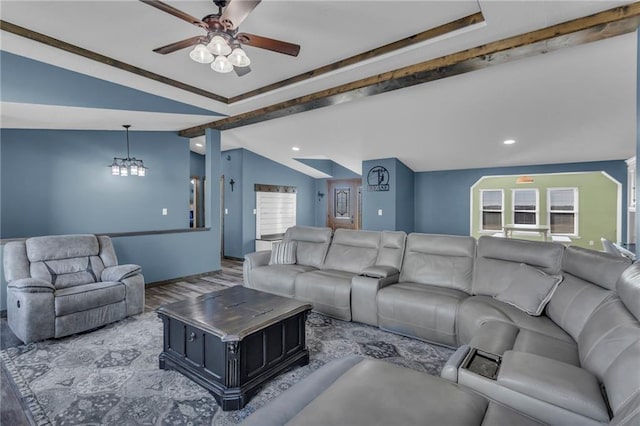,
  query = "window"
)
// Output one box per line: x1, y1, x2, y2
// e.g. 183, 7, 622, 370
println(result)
548, 188, 578, 235
481, 190, 503, 231
513, 189, 538, 225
